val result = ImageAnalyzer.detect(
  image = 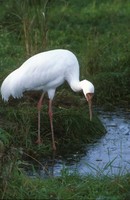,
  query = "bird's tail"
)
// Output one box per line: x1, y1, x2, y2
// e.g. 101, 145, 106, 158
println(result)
1, 78, 11, 101
1, 70, 23, 101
